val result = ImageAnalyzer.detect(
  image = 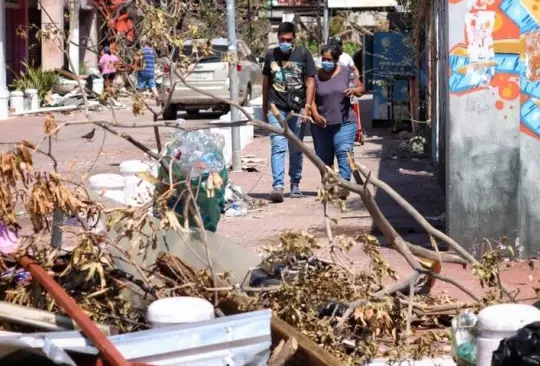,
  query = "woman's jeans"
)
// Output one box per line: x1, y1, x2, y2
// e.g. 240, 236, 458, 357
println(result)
268, 110, 306, 189
311, 121, 357, 181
